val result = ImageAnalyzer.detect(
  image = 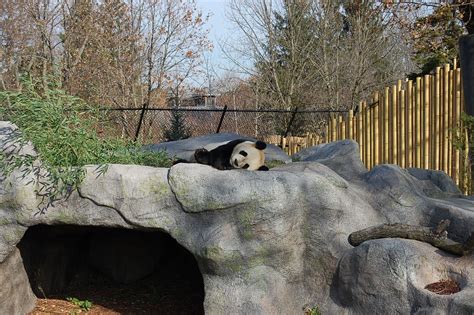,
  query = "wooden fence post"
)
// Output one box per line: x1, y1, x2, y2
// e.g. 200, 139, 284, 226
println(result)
348, 110, 354, 139
406, 80, 413, 168
400, 90, 406, 168
391, 85, 398, 164
434, 67, 441, 170
423, 75, 430, 169
383, 87, 389, 163
373, 93, 380, 166
340, 115, 345, 140
332, 115, 337, 142
415, 77, 422, 168
443, 64, 450, 174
